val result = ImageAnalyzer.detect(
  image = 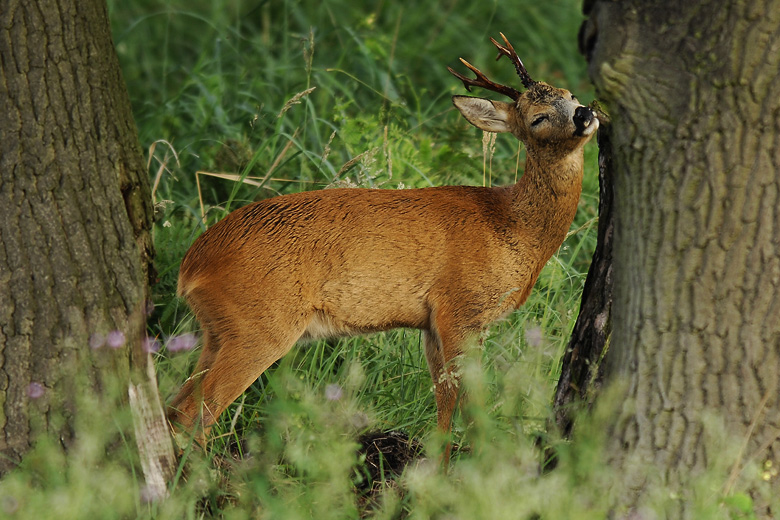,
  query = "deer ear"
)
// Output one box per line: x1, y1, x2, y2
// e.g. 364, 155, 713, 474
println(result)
452, 95, 514, 133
